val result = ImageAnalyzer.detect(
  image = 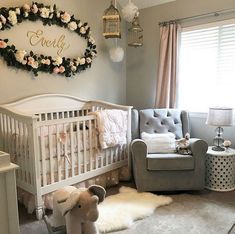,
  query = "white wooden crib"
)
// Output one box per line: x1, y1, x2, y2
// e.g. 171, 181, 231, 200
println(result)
0, 94, 132, 219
